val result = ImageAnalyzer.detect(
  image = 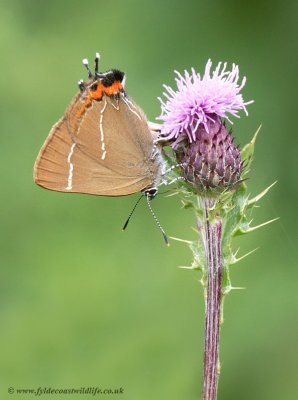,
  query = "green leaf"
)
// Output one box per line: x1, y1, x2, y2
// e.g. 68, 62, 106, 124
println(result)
181, 200, 195, 210
247, 181, 277, 207
221, 183, 247, 248
241, 125, 261, 176
234, 217, 279, 235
